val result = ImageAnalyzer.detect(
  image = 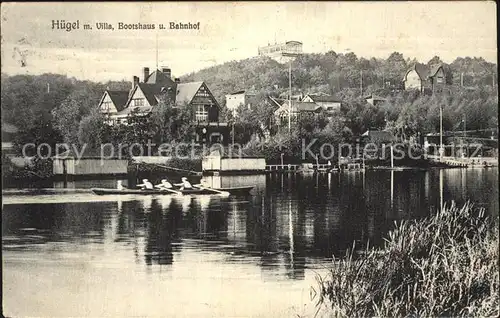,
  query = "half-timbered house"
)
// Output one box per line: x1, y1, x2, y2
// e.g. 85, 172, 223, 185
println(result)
98, 67, 229, 144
